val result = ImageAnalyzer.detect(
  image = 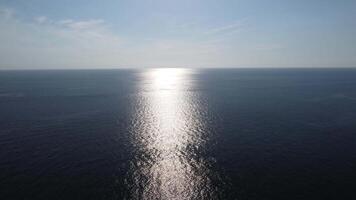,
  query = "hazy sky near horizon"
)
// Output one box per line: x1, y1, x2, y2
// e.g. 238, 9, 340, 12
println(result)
0, 0, 355, 69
